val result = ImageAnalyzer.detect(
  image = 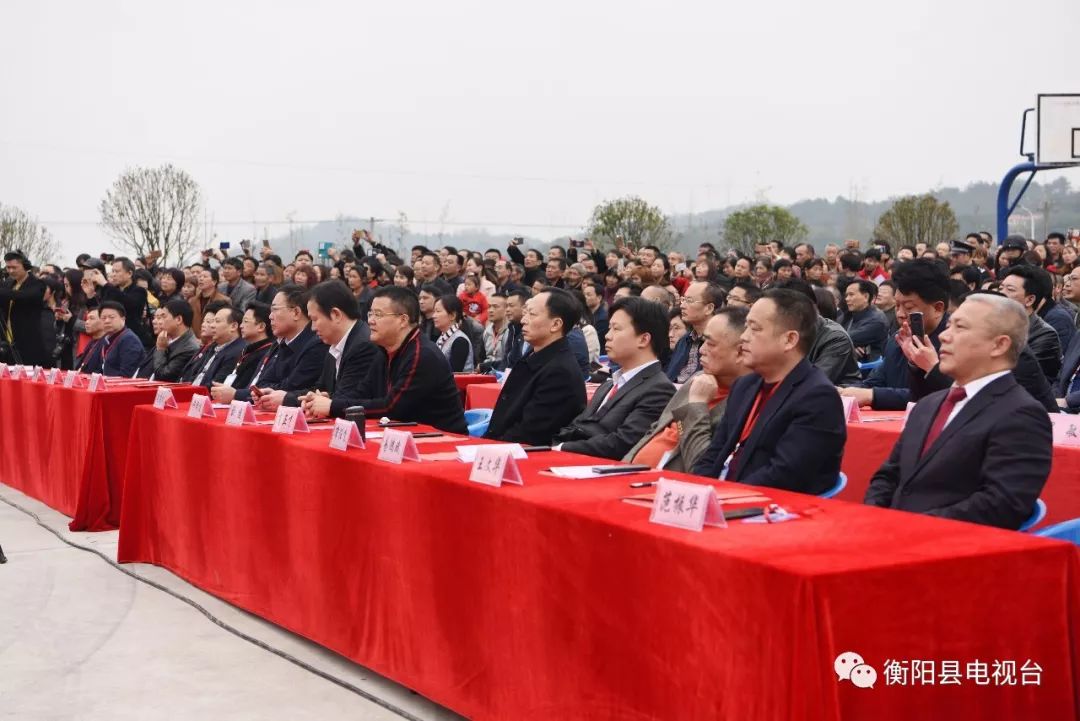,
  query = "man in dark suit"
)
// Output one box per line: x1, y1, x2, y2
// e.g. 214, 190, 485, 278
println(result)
141, 299, 200, 381
484, 288, 587, 445
209, 301, 274, 397
179, 299, 232, 384
865, 294, 1052, 529
97, 301, 145, 377
553, 297, 675, 459
240, 286, 328, 409
193, 307, 246, 388
693, 289, 846, 495
0, 251, 49, 366
76, 309, 108, 373
89, 257, 151, 347
1056, 316, 1080, 411
313, 286, 467, 433
292, 281, 376, 418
